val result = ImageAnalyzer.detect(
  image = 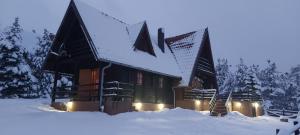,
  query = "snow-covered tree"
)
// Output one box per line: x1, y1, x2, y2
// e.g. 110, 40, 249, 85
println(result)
265, 72, 297, 110
289, 65, 300, 110
28, 29, 73, 98
246, 65, 261, 94
0, 18, 36, 98
246, 74, 258, 94
234, 58, 249, 92
215, 58, 234, 94
257, 60, 281, 100
29, 29, 54, 97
